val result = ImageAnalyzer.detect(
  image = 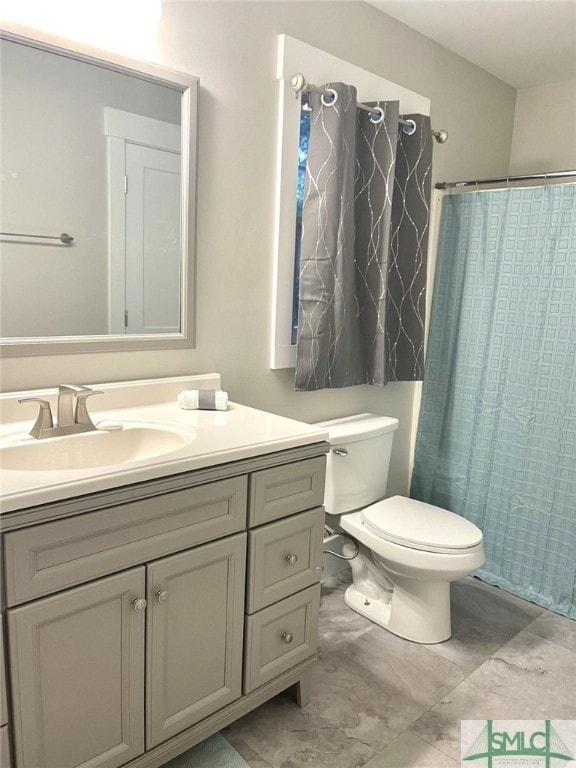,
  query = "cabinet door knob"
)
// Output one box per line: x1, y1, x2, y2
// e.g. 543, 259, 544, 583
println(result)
281, 631, 294, 644
132, 598, 147, 613
155, 589, 169, 603
285, 553, 298, 566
